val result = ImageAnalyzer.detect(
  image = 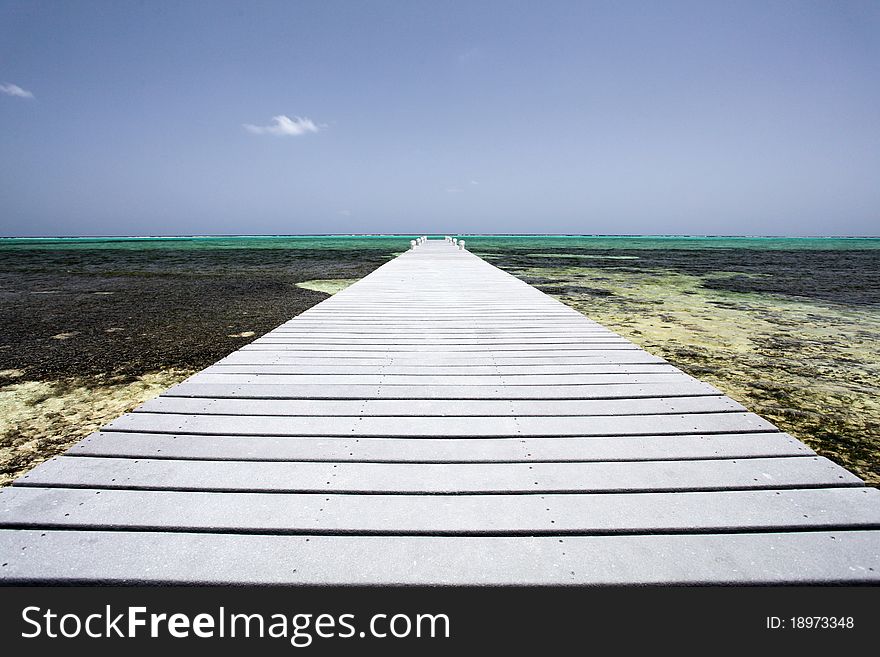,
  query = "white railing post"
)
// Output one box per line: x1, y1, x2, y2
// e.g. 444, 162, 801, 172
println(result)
410, 240, 416, 249
459, 240, 466, 250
